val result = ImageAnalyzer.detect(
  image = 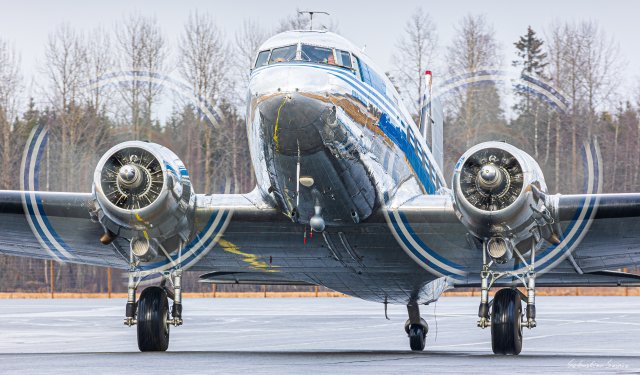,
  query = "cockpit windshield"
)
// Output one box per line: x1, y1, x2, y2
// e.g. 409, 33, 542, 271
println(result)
301, 44, 335, 65
254, 43, 354, 71
268, 45, 296, 64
